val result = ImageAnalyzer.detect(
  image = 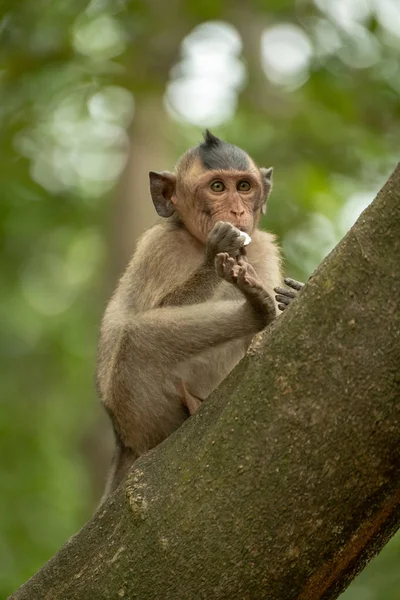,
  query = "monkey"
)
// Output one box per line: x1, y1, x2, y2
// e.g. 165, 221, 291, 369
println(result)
96, 130, 302, 498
